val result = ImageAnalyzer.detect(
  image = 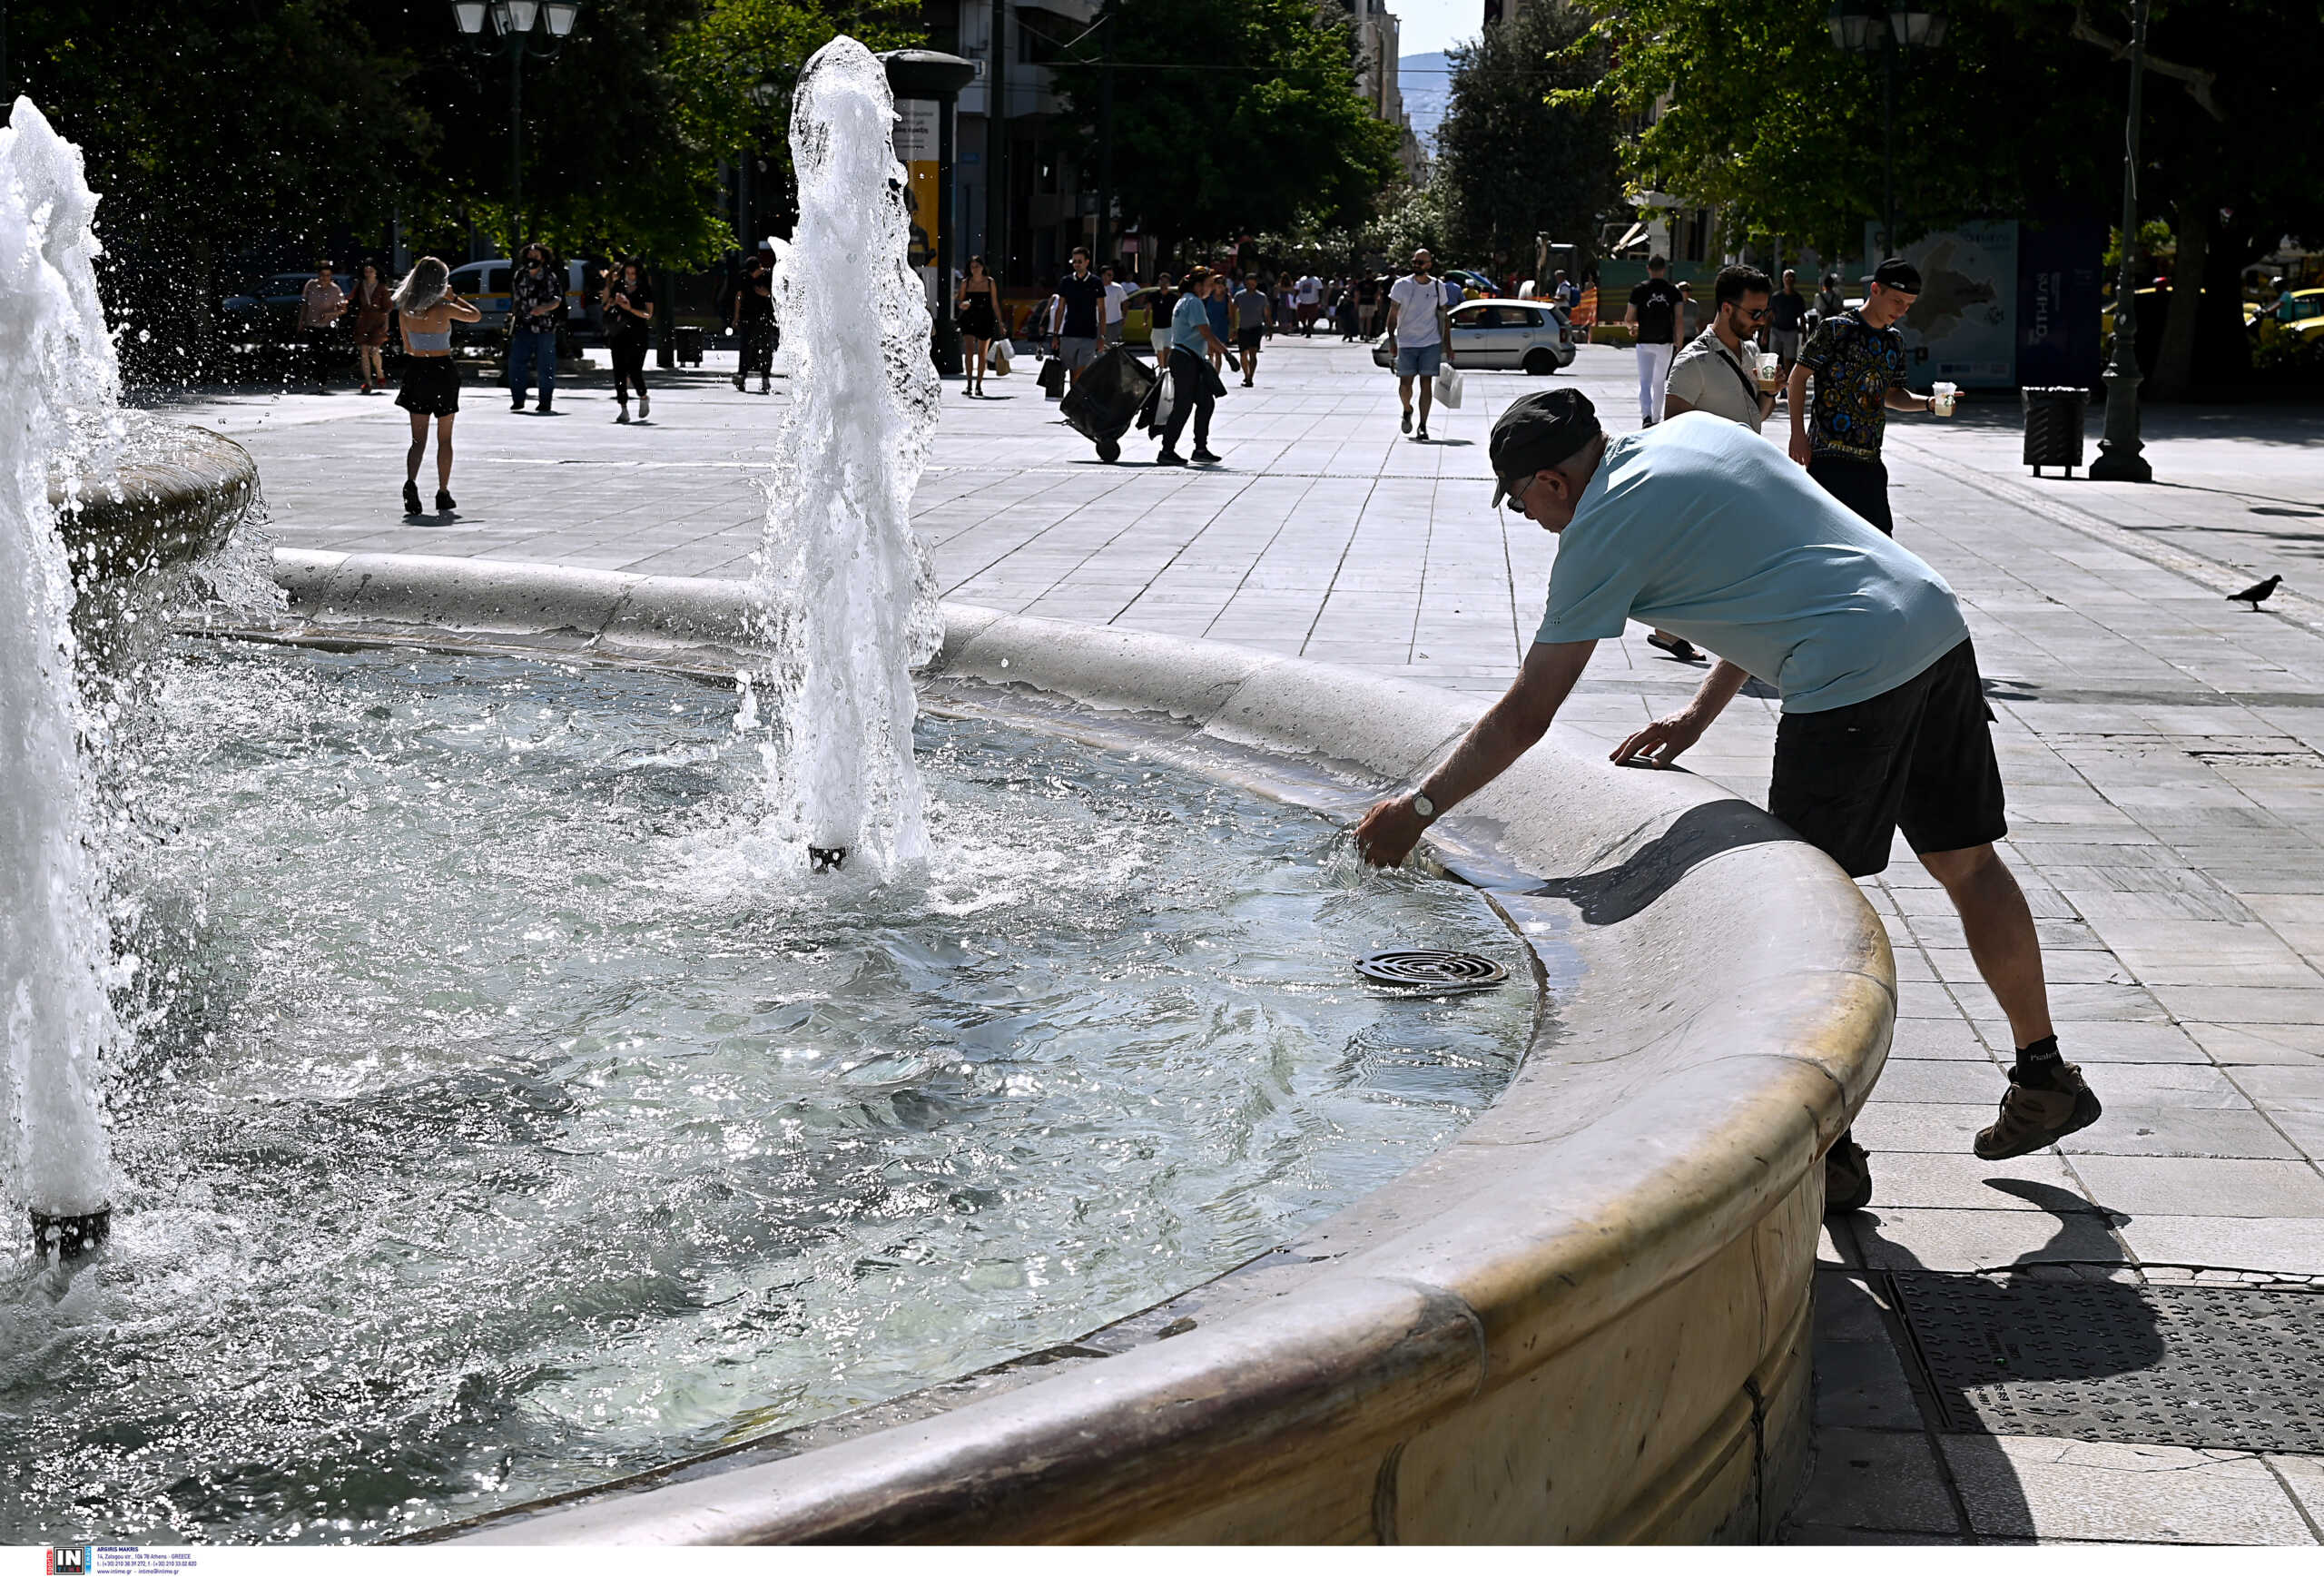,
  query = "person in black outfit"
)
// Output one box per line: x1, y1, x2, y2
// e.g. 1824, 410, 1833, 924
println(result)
1769, 267, 1808, 376
732, 251, 775, 395
1624, 253, 1684, 427
1051, 245, 1106, 386
605, 258, 654, 423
